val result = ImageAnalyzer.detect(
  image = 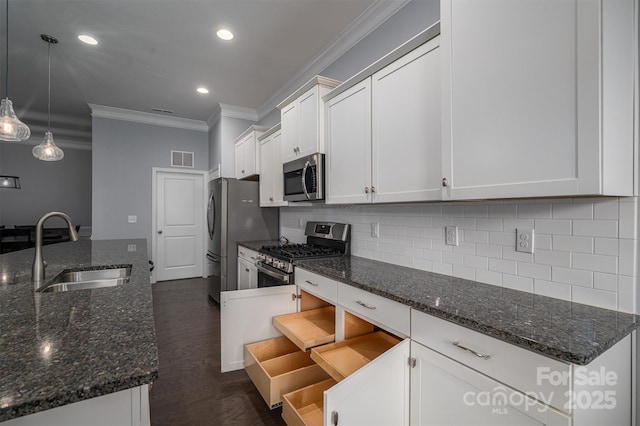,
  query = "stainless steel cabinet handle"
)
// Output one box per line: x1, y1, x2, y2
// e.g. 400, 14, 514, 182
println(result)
157, 230, 163, 234
364, 187, 369, 194
356, 300, 376, 310
305, 280, 319, 287
452, 341, 491, 360
371, 186, 376, 193
442, 177, 448, 187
